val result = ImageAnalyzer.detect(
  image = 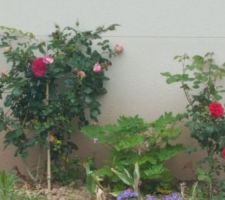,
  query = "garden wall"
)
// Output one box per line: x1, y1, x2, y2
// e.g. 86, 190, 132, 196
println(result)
1, 0, 225, 179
